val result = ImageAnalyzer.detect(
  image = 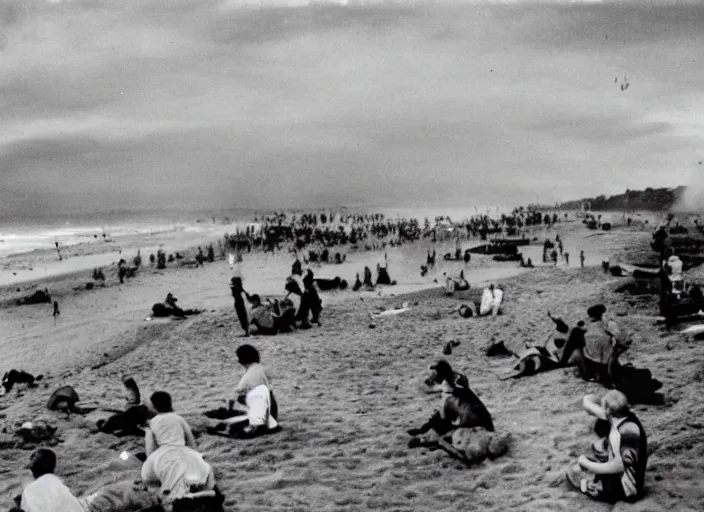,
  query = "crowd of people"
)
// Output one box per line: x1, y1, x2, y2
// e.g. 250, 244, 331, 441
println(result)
9, 211, 701, 511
